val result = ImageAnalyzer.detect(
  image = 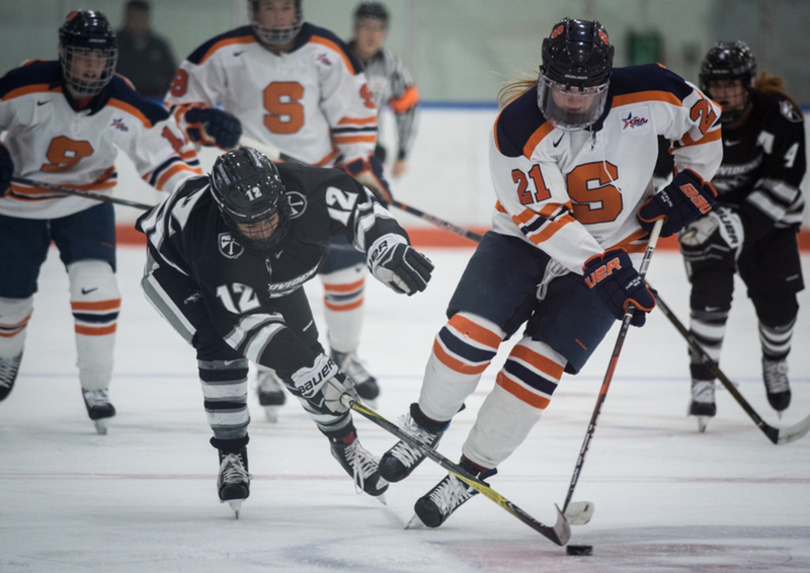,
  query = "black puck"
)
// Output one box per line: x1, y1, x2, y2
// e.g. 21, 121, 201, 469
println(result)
566, 544, 593, 556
